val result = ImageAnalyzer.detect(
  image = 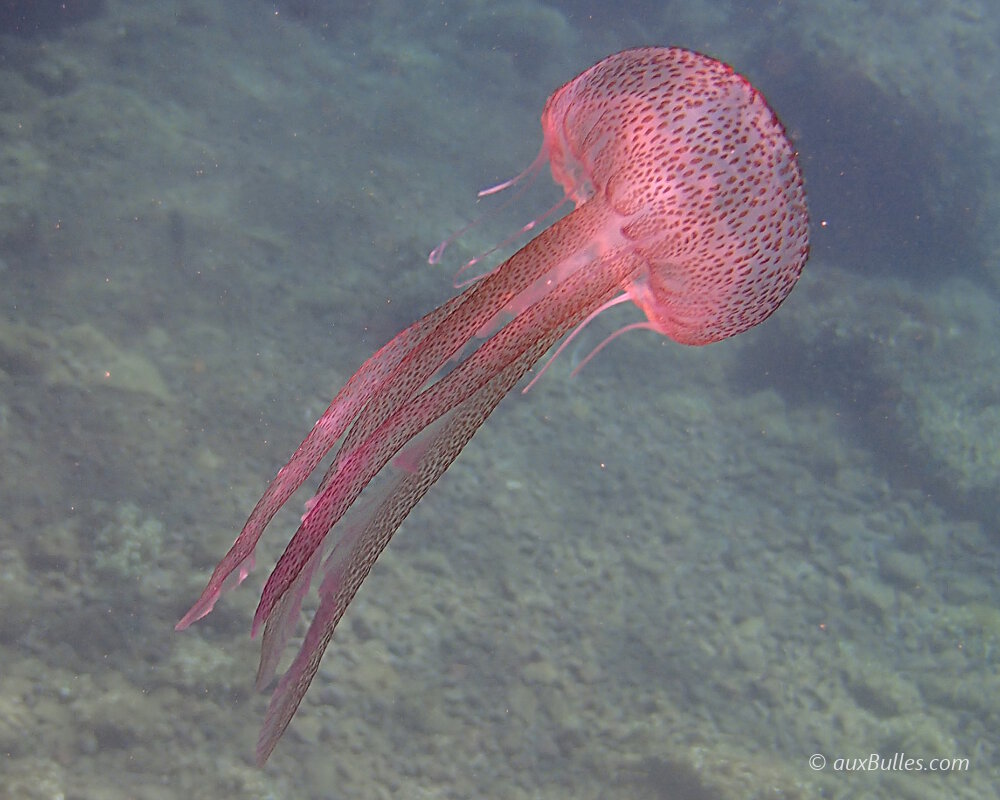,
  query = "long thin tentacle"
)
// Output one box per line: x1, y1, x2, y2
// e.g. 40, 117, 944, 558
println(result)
255, 249, 637, 762
175, 293, 467, 630
255, 356, 525, 764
